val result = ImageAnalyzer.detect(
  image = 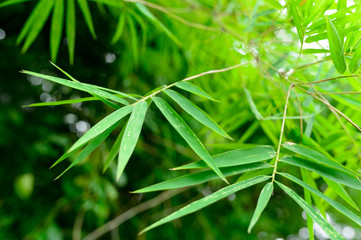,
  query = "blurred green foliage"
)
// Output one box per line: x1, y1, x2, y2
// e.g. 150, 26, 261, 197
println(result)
1, 0, 361, 239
